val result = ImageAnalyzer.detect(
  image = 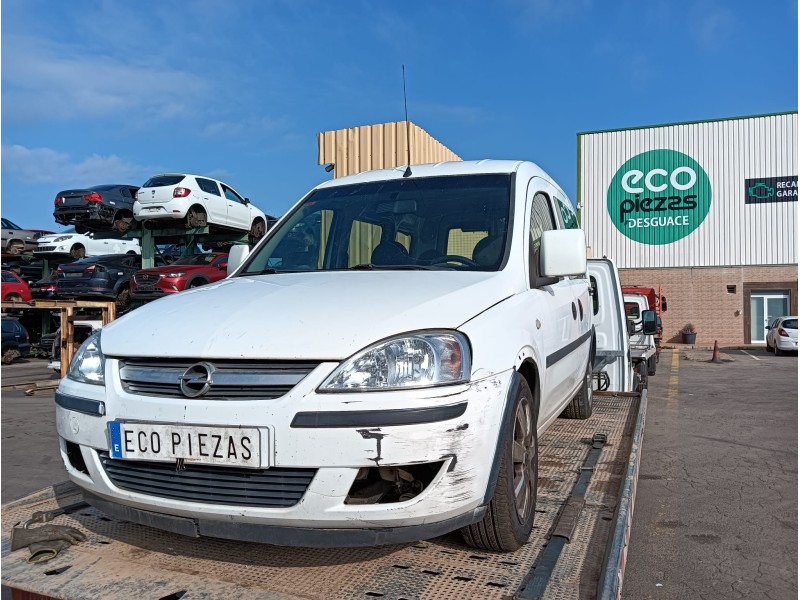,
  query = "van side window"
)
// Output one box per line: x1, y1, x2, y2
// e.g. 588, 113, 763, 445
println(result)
529, 192, 557, 287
